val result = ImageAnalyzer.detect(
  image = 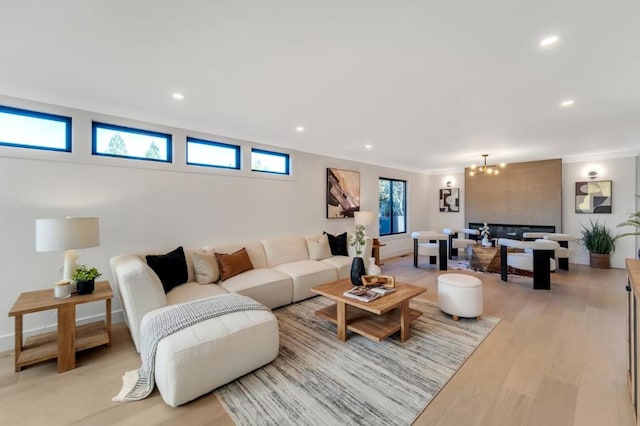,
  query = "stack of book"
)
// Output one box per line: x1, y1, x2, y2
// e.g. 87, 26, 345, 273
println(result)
343, 285, 395, 303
